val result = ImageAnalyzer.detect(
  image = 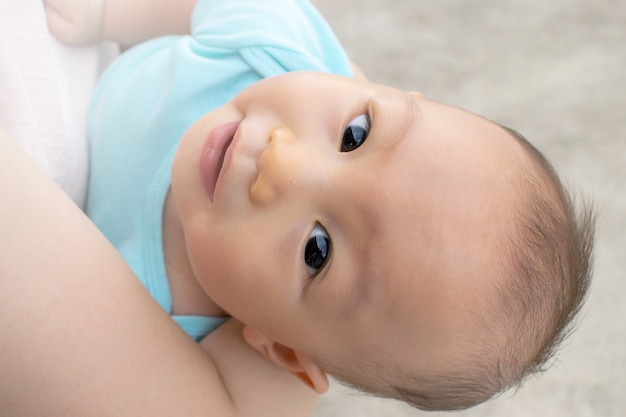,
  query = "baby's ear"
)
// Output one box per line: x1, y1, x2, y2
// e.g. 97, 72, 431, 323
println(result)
409, 91, 425, 98
242, 326, 329, 394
